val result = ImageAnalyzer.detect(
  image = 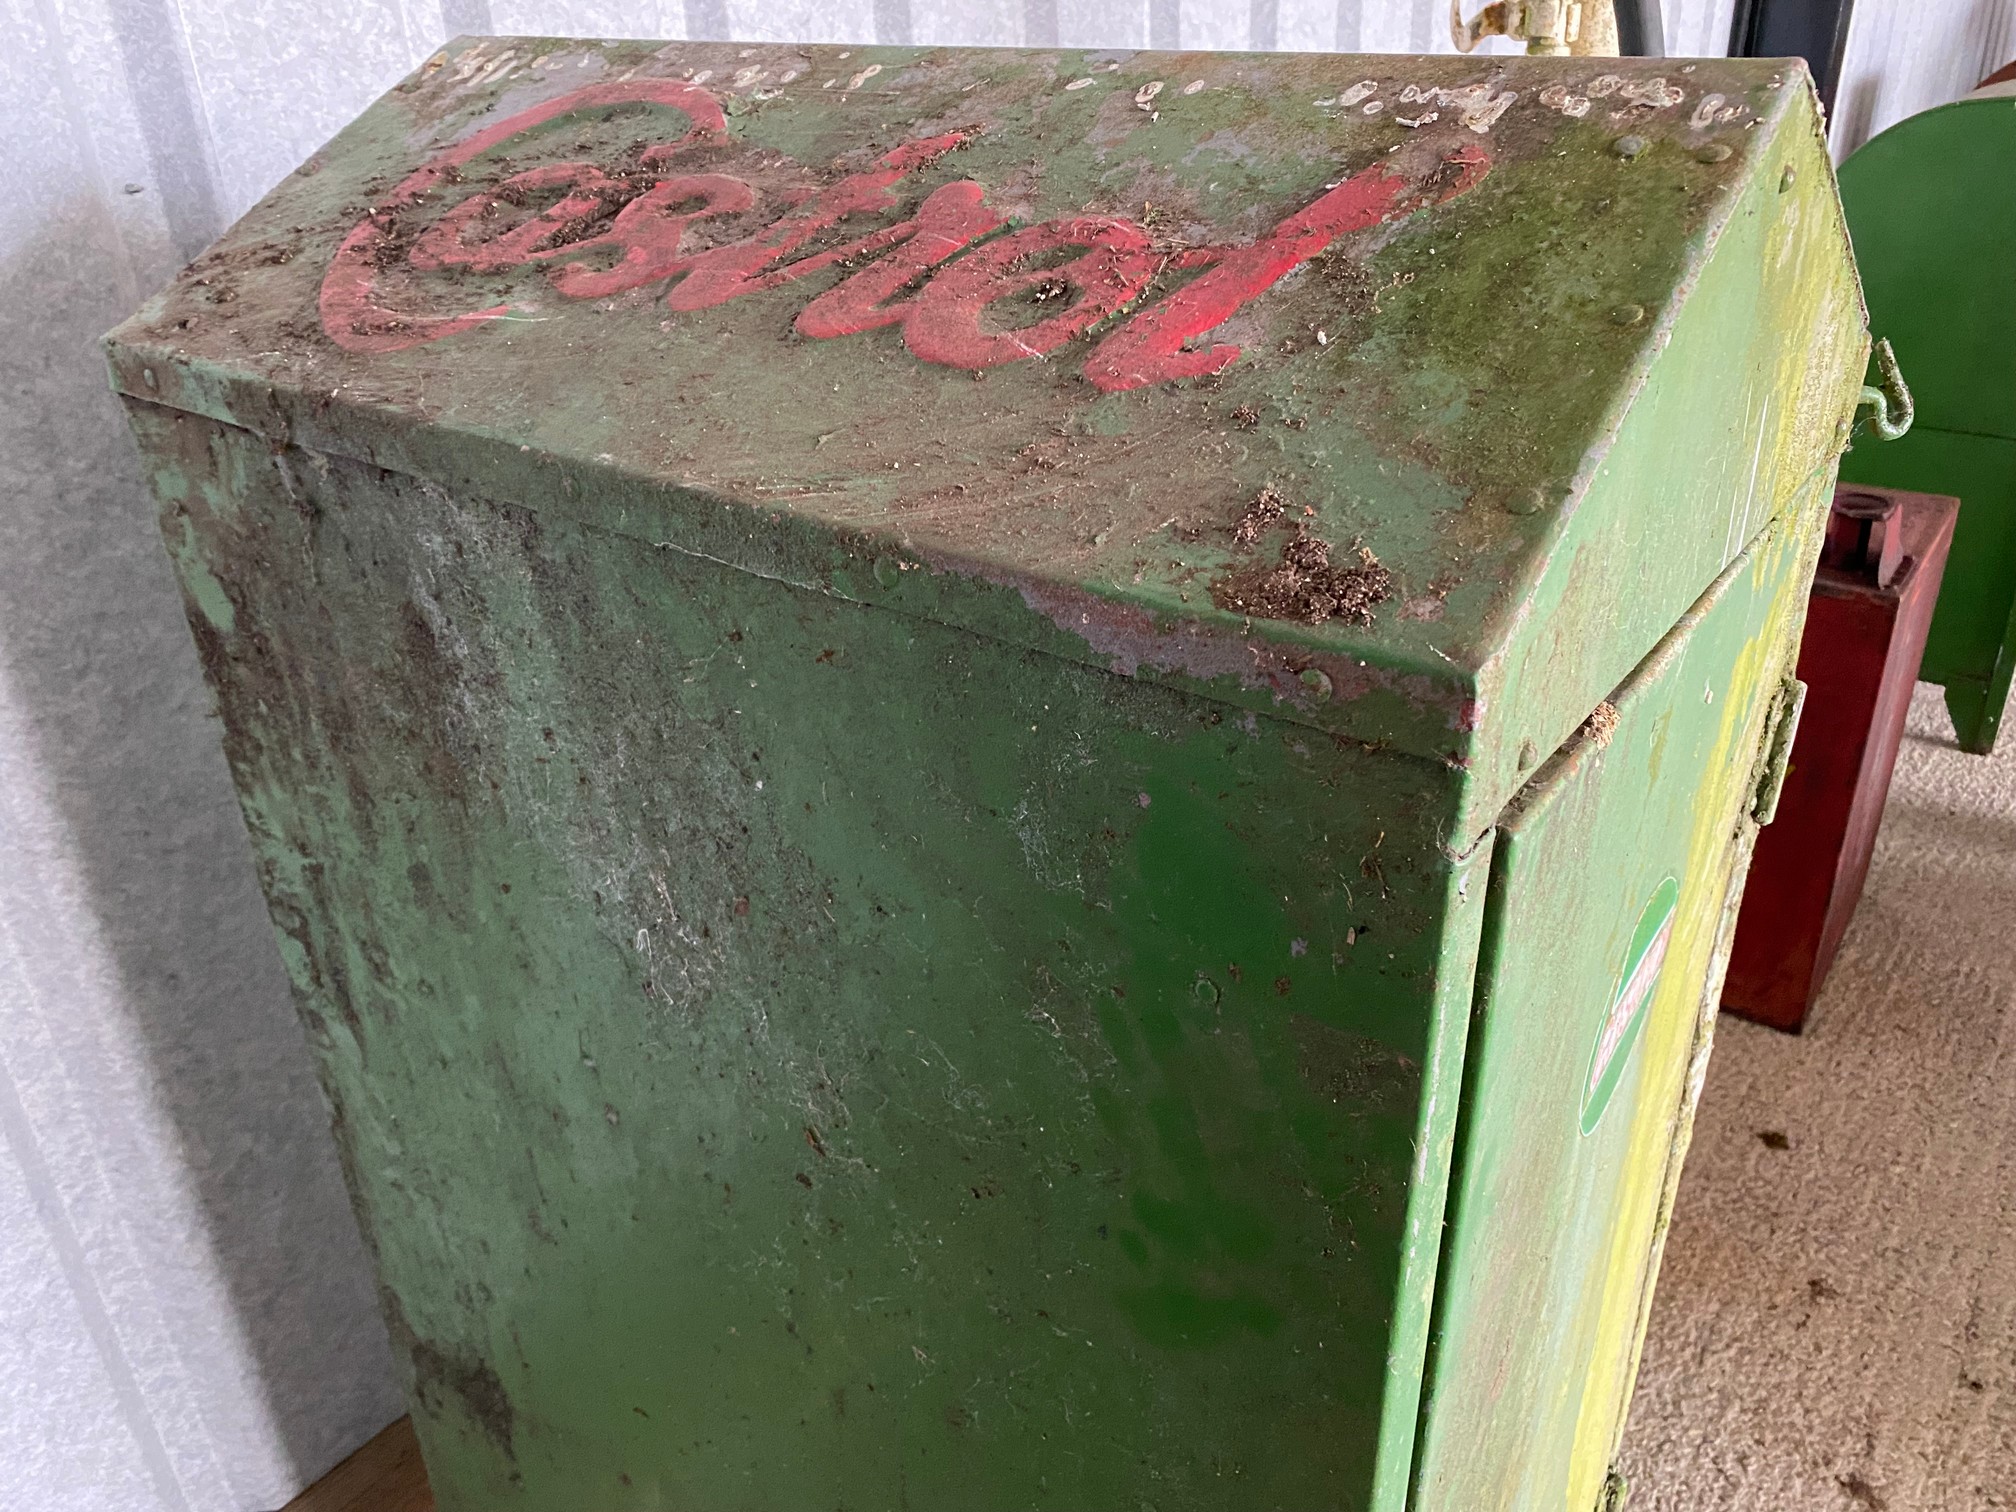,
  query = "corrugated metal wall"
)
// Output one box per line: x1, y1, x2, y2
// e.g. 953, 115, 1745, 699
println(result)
0, 2, 1988, 1508
1834, 0, 2016, 156
37, 0, 1748, 245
